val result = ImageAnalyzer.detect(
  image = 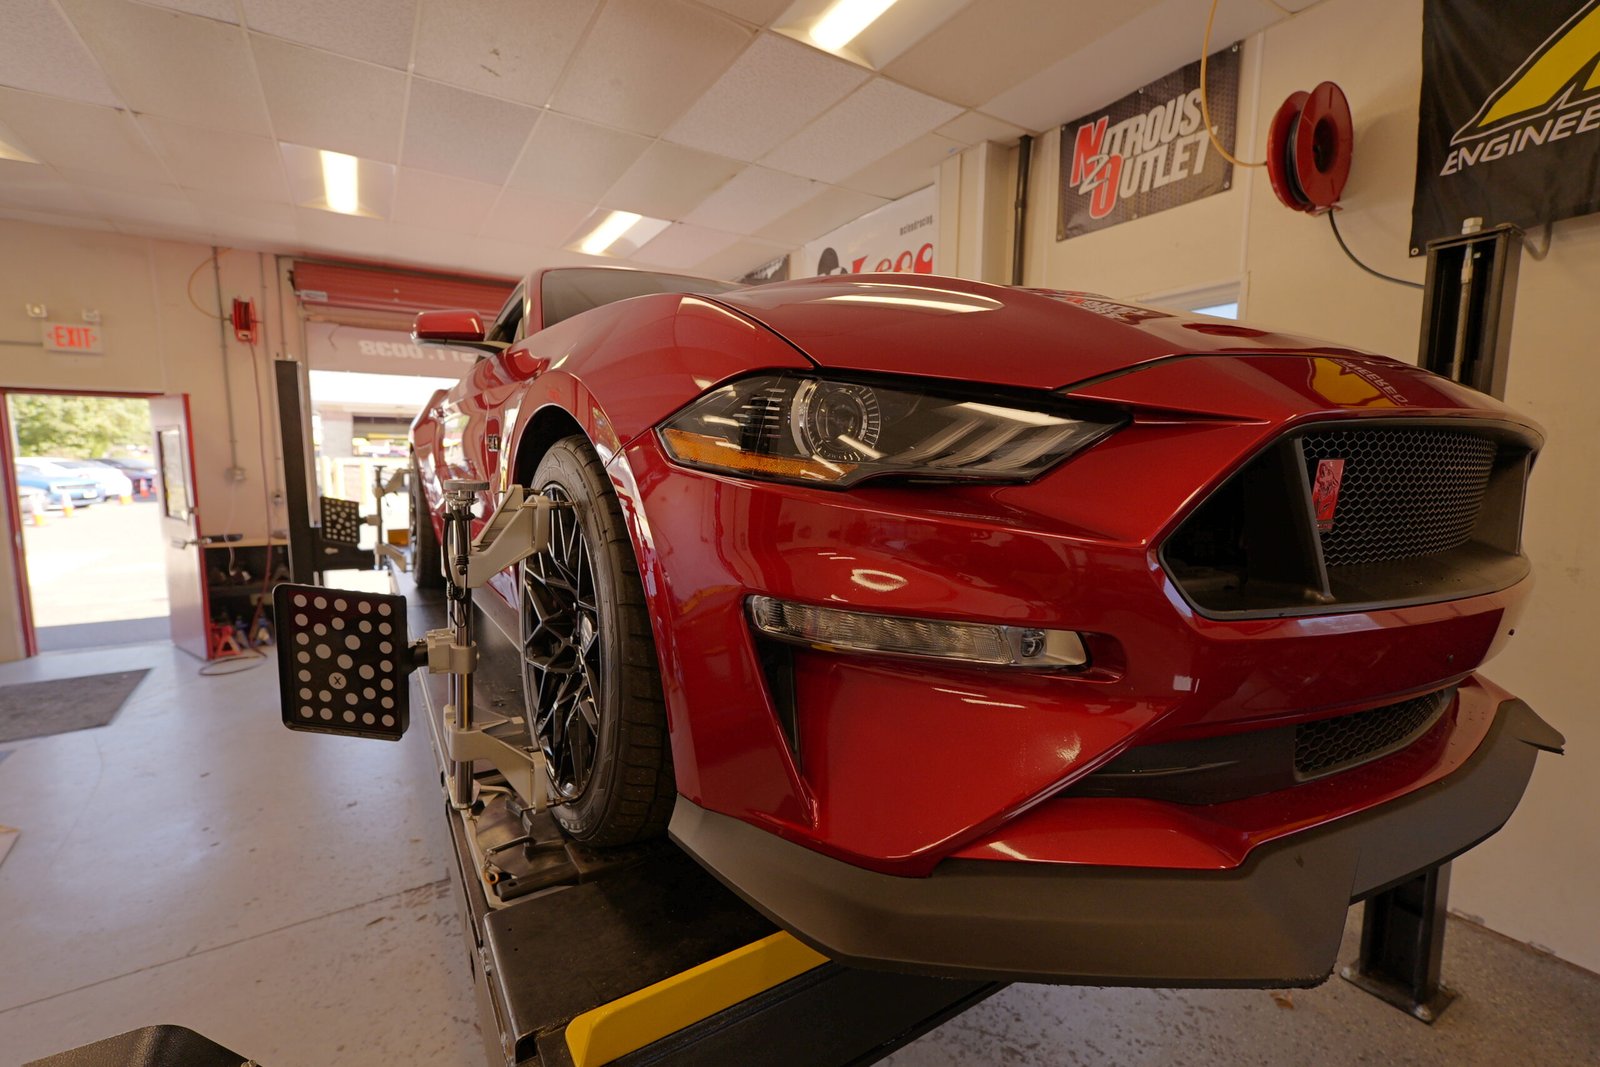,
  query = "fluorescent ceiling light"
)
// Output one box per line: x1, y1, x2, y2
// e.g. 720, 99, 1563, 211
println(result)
809, 0, 900, 50
281, 142, 394, 218
580, 210, 643, 255
320, 149, 360, 215
574, 210, 672, 257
